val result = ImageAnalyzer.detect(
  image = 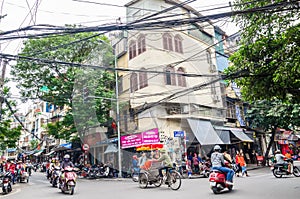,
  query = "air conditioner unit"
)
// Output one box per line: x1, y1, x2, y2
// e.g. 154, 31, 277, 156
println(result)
181, 105, 189, 114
